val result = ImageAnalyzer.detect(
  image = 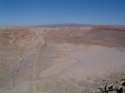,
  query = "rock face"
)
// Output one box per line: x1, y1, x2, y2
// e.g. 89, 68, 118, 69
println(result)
0, 26, 125, 93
